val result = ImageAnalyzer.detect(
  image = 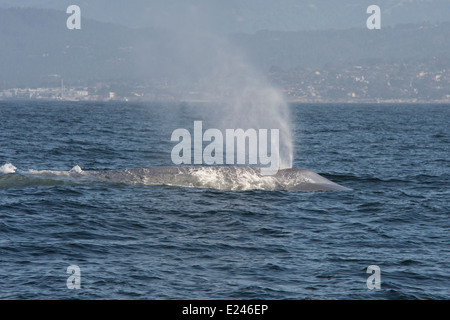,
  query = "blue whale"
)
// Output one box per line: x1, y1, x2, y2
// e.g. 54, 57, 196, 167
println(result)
1, 165, 351, 191
86, 166, 351, 191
